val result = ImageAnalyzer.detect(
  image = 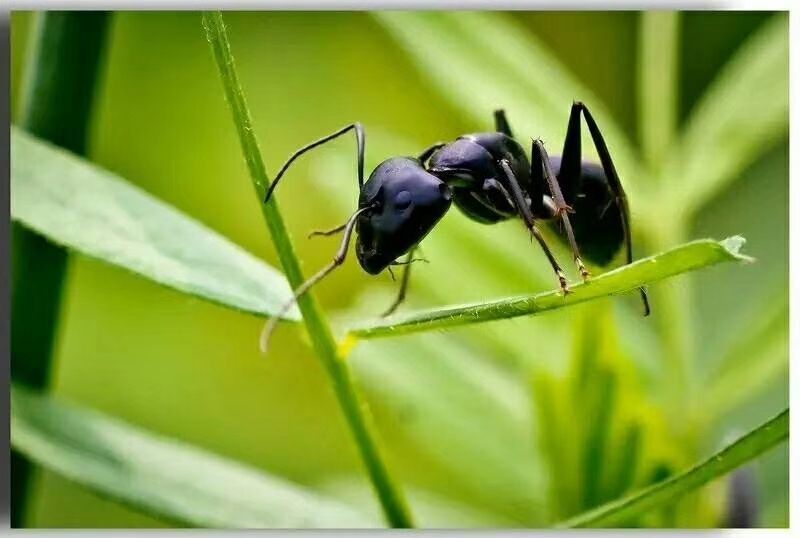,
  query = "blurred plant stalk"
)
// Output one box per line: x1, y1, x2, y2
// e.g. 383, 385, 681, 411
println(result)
635, 13, 707, 522
201, 11, 413, 528
10, 11, 111, 527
